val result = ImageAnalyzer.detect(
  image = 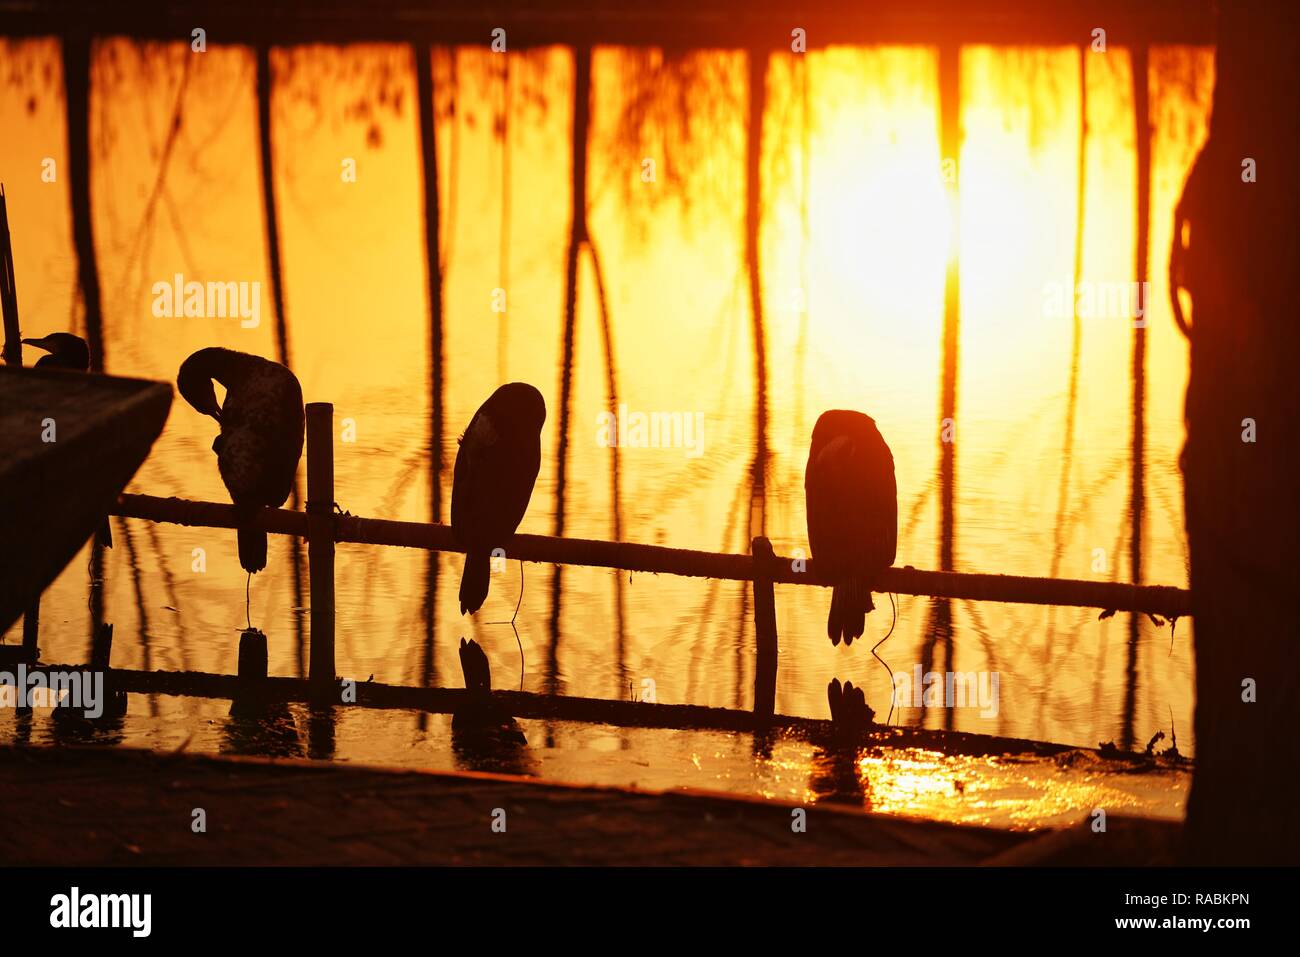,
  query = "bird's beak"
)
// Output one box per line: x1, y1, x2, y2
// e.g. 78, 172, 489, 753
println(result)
21, 336, 53, 353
